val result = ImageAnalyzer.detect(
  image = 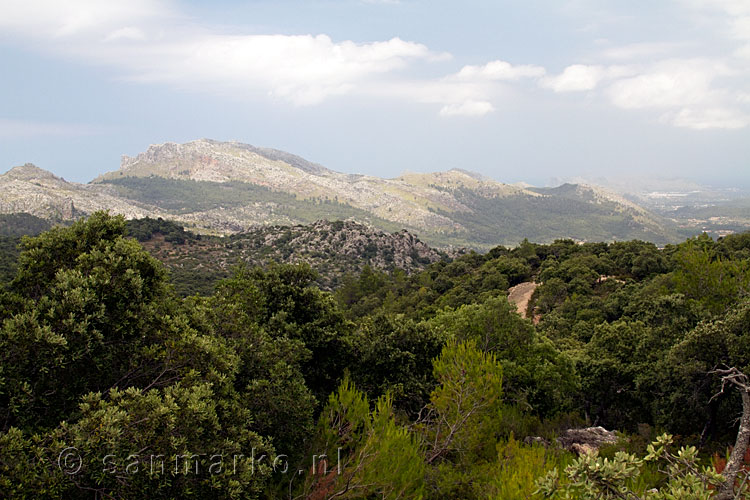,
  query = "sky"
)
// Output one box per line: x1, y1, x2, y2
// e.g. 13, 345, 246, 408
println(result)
0, 0, 748, 188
